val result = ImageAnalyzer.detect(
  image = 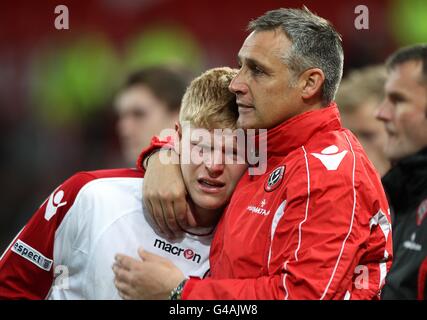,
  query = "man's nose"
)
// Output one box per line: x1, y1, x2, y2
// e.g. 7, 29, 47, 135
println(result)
229, 71, 248, 96
375, 100, 393, 122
